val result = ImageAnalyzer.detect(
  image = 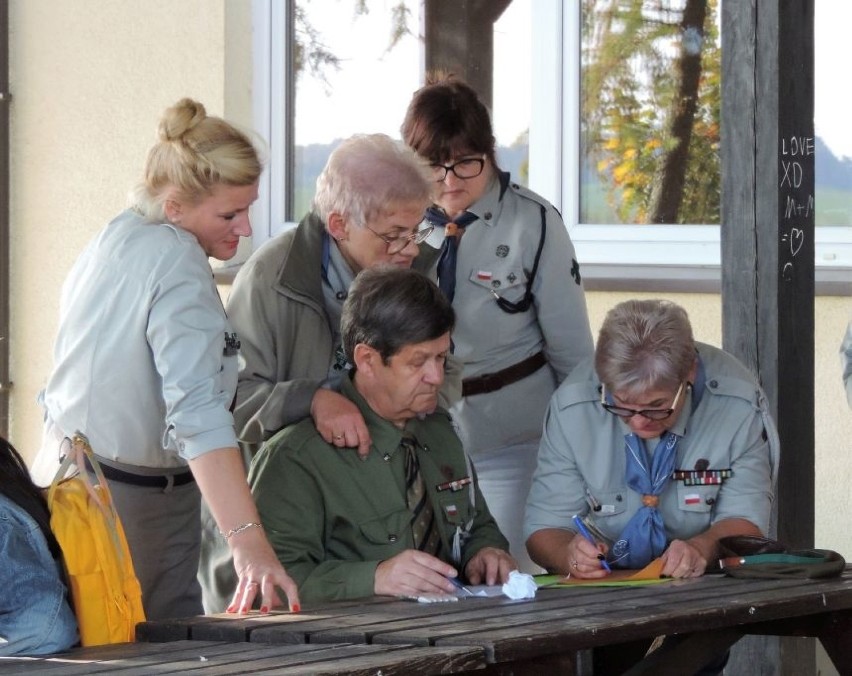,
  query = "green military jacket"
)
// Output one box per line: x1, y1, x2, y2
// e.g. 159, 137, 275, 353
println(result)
249, 375, 509, 603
